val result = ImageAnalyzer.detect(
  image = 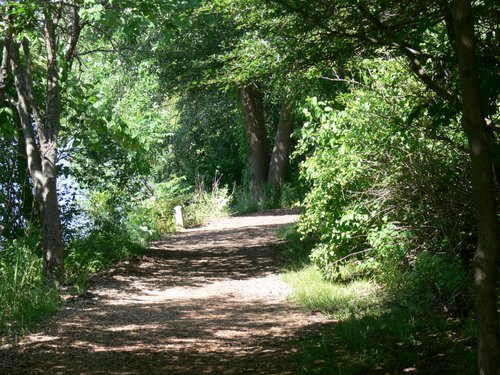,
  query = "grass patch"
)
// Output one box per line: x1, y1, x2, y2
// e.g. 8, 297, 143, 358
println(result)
280, 249, 476, 374
0, 239, 59, 342
283, 265, 384, 320
287, 307, 476, 374
65, 232, 145, 294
